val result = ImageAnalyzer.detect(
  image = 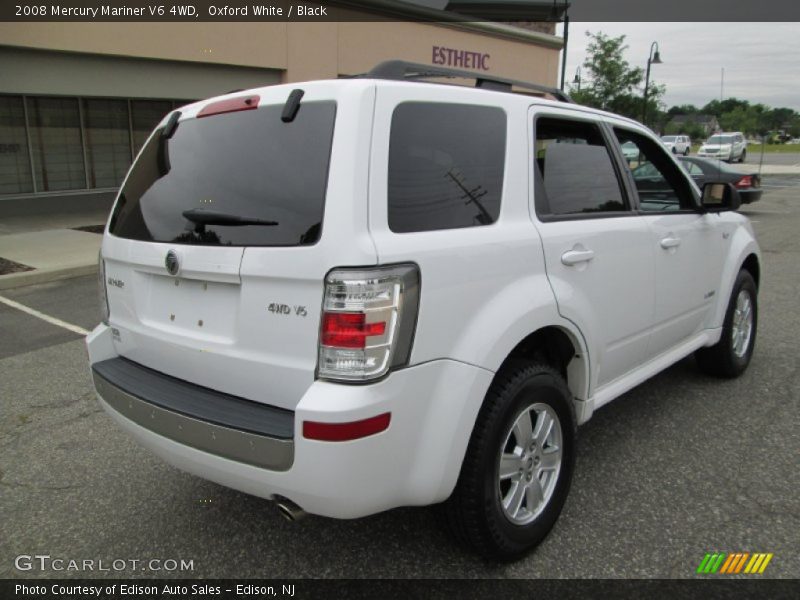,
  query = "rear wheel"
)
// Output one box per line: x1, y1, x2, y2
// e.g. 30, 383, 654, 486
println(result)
739, 149, 747, 163
444, 362, 575, 560
684, 147, 690, 156
695, 270, 757, 377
